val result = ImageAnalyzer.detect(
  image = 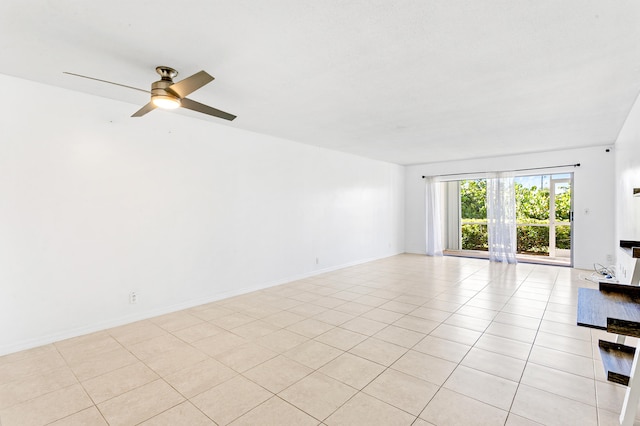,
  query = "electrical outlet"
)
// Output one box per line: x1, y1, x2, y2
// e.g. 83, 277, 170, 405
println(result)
129, 292, 138, 304
606, 254, 613, 263
315, 257, 319, 264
